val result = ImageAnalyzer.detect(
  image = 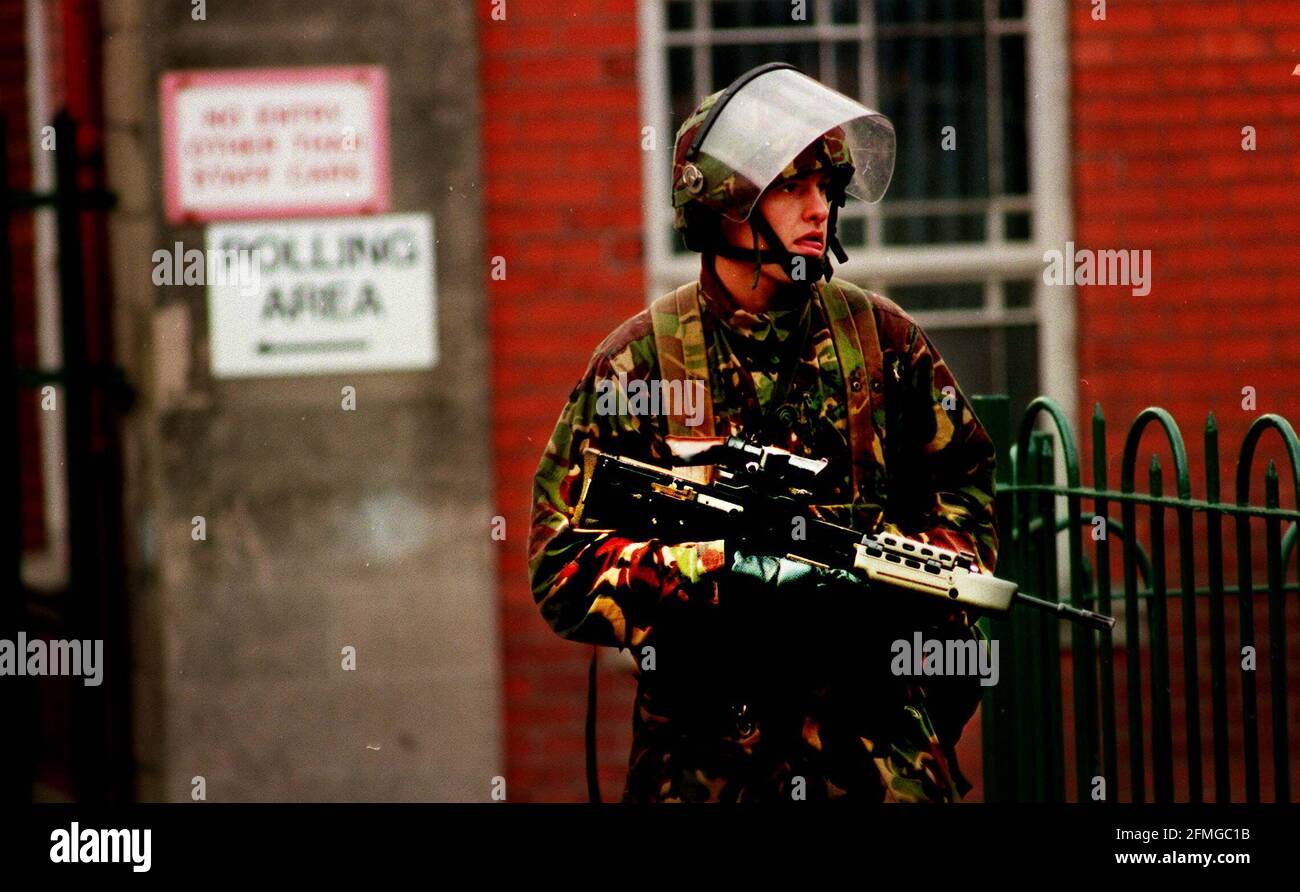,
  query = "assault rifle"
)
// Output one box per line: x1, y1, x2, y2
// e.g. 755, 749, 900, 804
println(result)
573, 435, 1116, 632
